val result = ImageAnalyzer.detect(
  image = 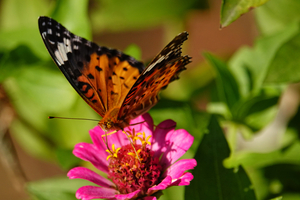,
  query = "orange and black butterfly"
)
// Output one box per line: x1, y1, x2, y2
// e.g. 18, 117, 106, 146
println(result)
38, 16, 191, 132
